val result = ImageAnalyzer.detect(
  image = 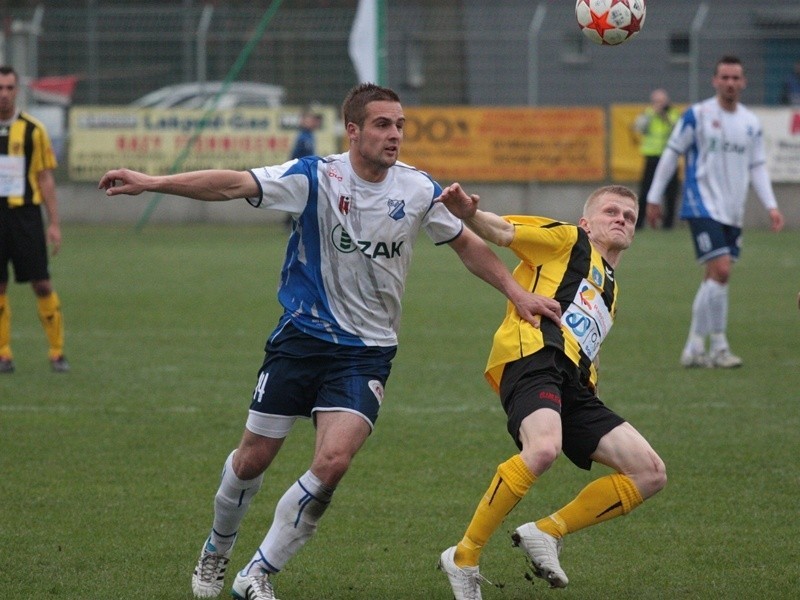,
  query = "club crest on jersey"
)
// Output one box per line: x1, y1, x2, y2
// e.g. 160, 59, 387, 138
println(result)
591, 266, 603, 287
387, 198, 406, 221
339, 194, 351, 215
